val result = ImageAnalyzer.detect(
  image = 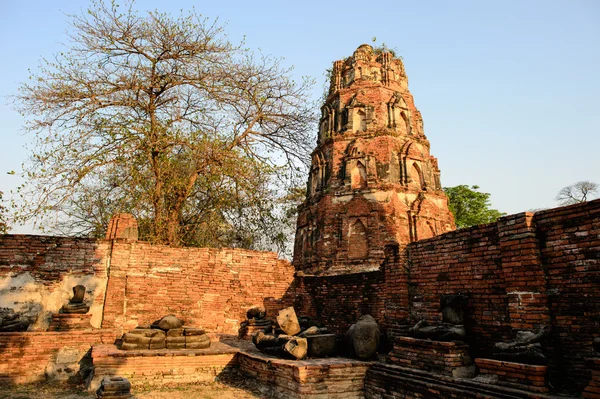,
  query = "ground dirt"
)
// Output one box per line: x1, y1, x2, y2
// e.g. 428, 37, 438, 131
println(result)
0, 371, 276, 399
